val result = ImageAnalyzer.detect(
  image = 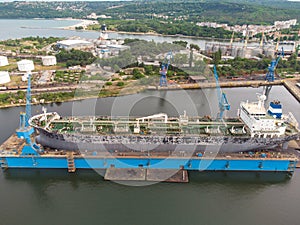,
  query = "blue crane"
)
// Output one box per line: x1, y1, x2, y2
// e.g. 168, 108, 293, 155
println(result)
213, 65, 230, 120
265, 47, 284, 82
159, 51, 173, 87
16, 72, 41, 155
